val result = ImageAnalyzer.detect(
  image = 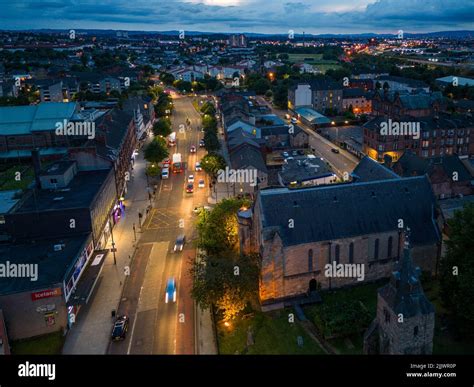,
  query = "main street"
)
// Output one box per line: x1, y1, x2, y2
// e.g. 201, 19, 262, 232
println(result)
108, 95, 208, 354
